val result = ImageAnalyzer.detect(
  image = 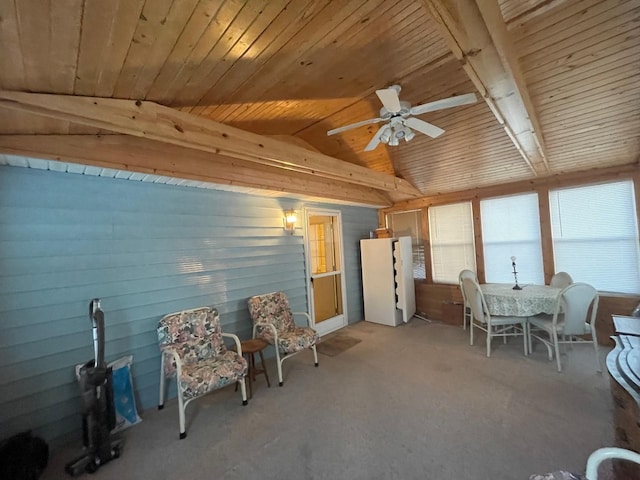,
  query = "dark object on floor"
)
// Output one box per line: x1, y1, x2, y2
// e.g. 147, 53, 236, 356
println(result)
316, 334, 362, 357
65, 299, 122, 476
0, 430, 49, 480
